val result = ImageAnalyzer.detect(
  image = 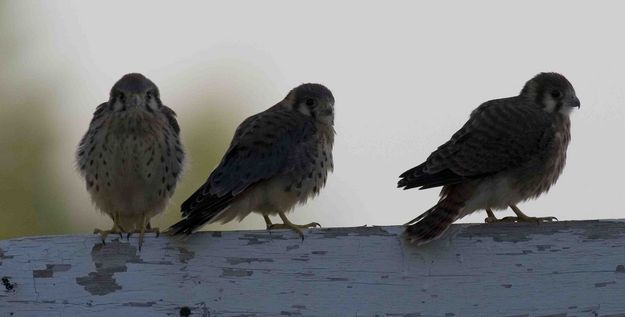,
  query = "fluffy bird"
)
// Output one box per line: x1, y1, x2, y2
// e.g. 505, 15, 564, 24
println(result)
169, 83, 335, 239
398, 72, 580, 244
76, 73, 185, 249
